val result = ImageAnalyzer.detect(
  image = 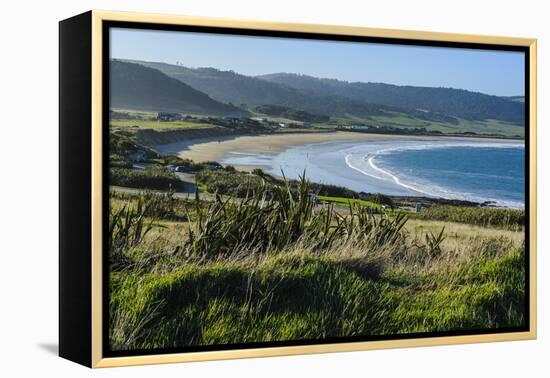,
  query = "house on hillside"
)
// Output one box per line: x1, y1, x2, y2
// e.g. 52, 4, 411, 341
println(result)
157, 112, 182, 122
